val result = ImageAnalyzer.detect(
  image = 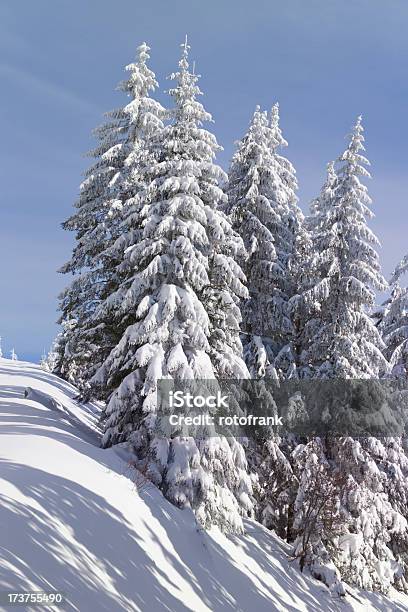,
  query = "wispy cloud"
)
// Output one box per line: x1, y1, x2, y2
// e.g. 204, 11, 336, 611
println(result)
0, 62, 99, 115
